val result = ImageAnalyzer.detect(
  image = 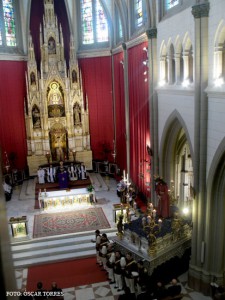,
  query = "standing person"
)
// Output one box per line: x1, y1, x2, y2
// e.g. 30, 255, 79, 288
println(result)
34, 281, 47, 299
136, 260, 149, 294
37, 167, 45, 184
106, 244, 115, 284
123, 252, 138, 295
48, 164, 55, 183
68, 163, 77, 181
167, 278, 182, 297
99, 233, 109, 270
3, 177, 12, 201
80, 163, 87, 179
114, 251, 124, 291
91, 229, 102, 265
152, 281, 168, 300
51, 281, 62, 293
76, 164, 82, 180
